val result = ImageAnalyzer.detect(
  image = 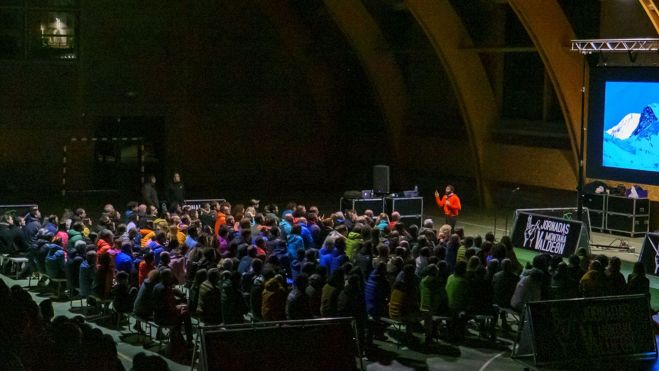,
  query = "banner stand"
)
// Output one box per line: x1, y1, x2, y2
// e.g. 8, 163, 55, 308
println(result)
512, 209, 587, 257
511, 306, 535, 362
511, 295, 657, 367
638, 233, 659, 277
199, 317, 361, 371
183, 198, 226, 211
